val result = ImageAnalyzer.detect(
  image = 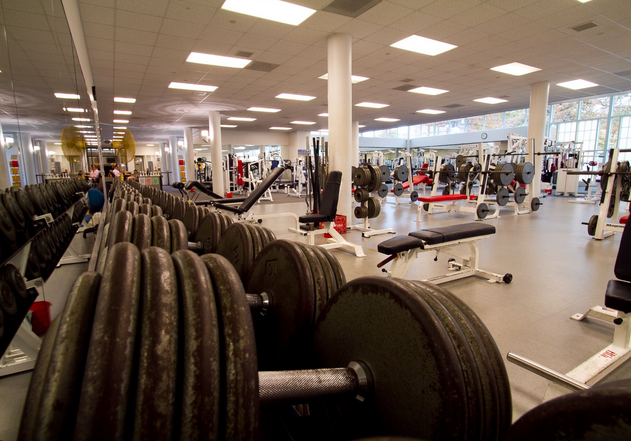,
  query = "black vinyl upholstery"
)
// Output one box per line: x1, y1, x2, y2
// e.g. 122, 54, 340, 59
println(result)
299, 171, 342, 224
614, 221, 631, 281
184, 181, 223, 199
408, 222, 495, 245
378, 236, 425, 255
605, 221, 631, 313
